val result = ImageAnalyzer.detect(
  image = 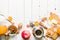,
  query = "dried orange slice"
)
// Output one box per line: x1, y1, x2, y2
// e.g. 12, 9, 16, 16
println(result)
34, 21, 39, 26
8, 16, 12, 22
49, 12, 60, 24
49, 15, 53, 20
